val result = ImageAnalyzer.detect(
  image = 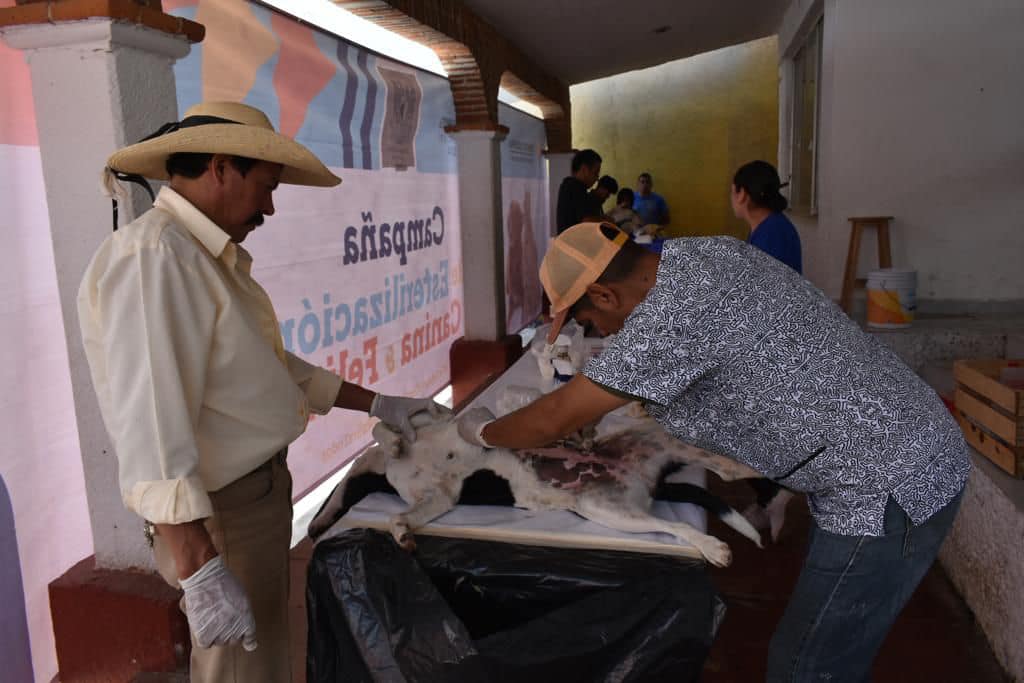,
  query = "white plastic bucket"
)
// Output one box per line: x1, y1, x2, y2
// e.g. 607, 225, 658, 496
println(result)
866, 268, 917, 329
